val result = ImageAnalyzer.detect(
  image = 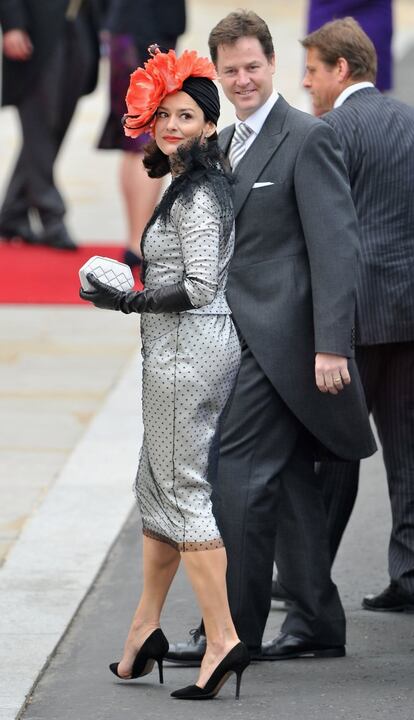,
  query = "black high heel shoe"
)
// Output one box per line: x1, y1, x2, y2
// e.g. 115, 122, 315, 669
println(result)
109, 628, 169, 683
170, 641, 250, 700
